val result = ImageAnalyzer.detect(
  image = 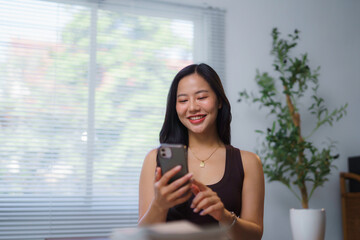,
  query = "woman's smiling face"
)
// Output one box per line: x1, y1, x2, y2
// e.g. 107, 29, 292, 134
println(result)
176, 73, 221, 135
